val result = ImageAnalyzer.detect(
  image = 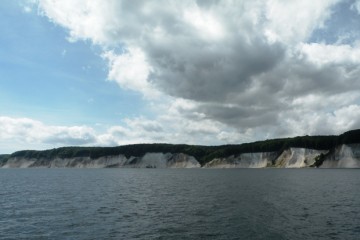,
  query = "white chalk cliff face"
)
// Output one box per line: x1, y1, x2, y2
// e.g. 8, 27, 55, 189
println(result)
275, 148, 328, 168
2, 145, 360, 168
1, 153, 200, 168
321, 144, 360, 168
203, 148, 329, 168
123, 153, 200, 168
204, 152, 277, 168
2, 157, 36, 168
